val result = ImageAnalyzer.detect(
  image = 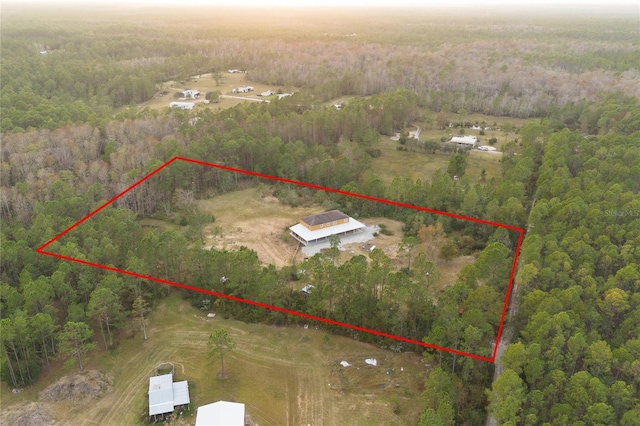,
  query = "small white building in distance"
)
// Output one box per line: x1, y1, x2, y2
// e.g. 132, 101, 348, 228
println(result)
196, 401, 245, 426
169, 102, 195, 110
228, 69, 244, 73
301, 284, 315, 295
277, 93, 293, 99
233, 86, 254, 93
449, 135, 478, 148
260, 90, 276, 97
181, 89, 201, 99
